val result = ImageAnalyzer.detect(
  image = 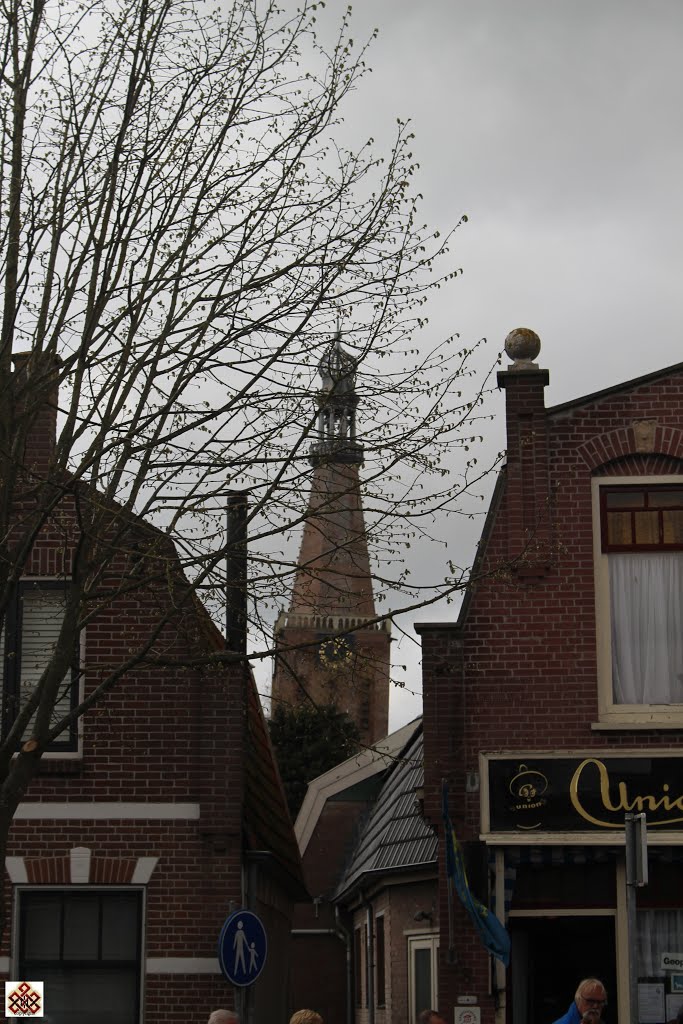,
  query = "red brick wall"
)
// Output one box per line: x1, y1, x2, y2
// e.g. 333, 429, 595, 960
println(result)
419, 364, 683, 1023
